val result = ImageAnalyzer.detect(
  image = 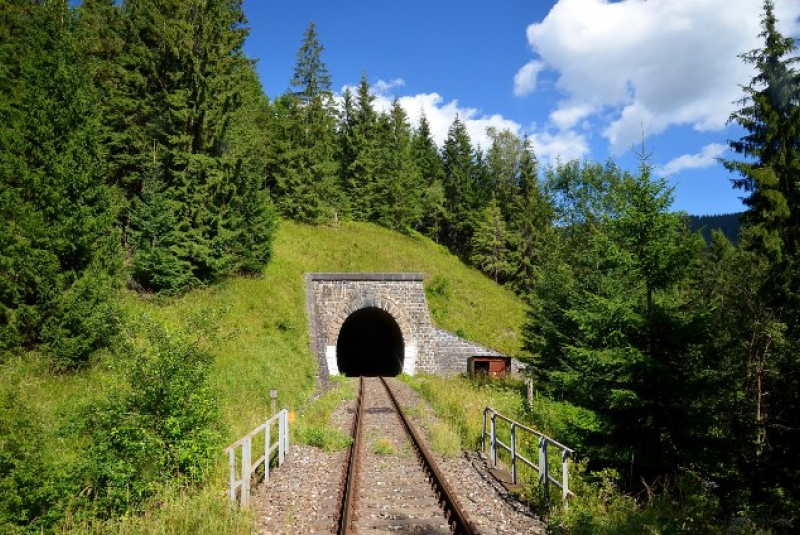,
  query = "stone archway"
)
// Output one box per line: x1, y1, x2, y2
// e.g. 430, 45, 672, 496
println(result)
305, 273, 511, 378
325, 294, 417, 376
